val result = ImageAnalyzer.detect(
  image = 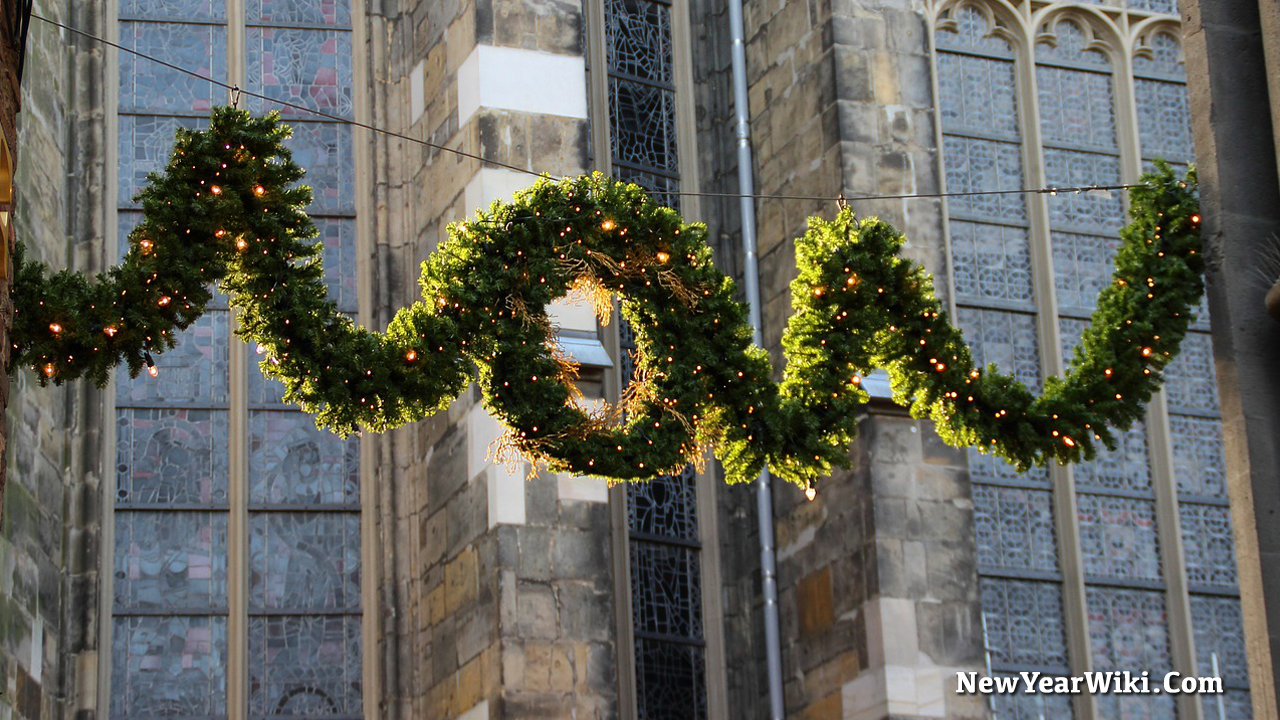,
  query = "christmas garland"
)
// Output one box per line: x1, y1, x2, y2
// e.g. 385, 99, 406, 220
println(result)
9, 108, 1204, 489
